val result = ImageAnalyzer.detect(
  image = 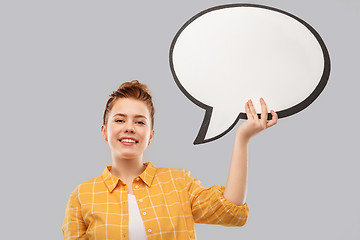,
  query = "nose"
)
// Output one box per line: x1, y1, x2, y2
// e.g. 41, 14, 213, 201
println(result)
124, 122, 135, 133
